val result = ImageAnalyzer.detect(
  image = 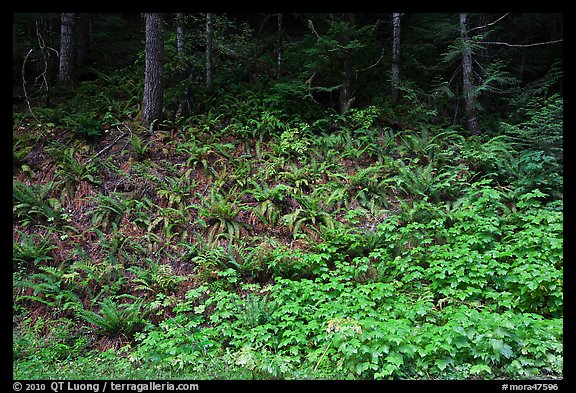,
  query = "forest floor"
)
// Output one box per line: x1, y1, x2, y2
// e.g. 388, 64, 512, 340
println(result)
12, 86, 563, 380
